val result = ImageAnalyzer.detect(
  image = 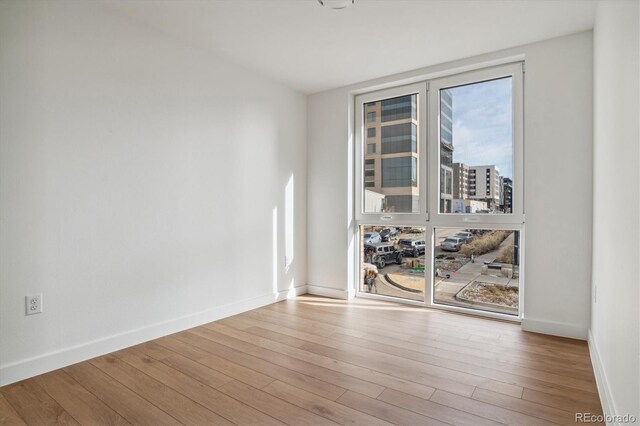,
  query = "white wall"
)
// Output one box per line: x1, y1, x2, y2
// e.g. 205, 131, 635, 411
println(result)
0, 0, 307, 385
590, 0, 639, 421
307, 31, 594, 338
